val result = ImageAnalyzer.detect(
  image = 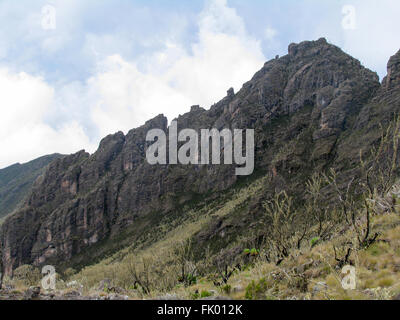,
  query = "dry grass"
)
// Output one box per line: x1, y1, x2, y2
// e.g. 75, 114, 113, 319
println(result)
71, 176, 268, 297
58, 177, 400, 300
153, 212, 400, 300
